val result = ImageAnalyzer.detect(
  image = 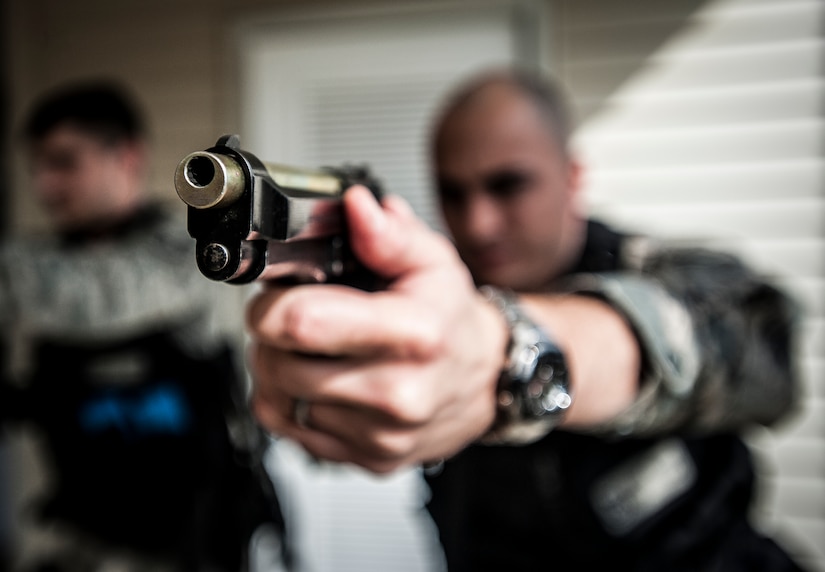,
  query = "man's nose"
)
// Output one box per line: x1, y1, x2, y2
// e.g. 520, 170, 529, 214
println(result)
463, 194, 504, 240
